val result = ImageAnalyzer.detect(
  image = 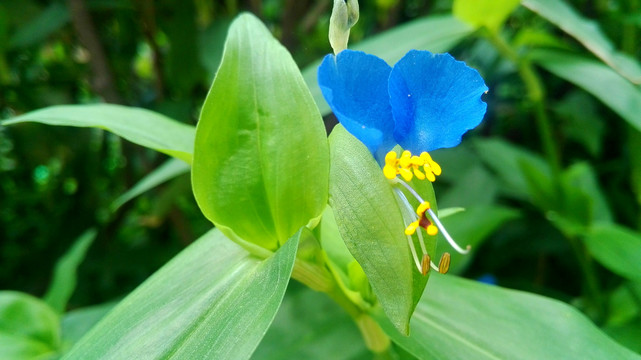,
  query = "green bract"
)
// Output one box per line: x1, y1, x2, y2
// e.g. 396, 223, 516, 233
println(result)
328, 125, 435, 335
192, 13, 329, 251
